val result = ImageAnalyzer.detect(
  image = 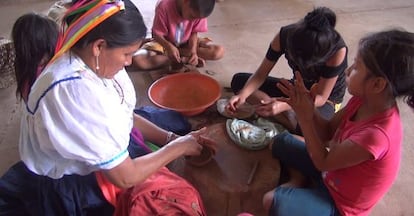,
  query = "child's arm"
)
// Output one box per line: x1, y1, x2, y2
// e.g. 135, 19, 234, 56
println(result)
241, 33, 282, 99
226, 34, 281, 112
300, 115, 373, 171
186, 32, 199, 66
153, 33, 181, 63
312, 106, 345, 144
278, 72, 373, 171
152, 2, 181, 63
